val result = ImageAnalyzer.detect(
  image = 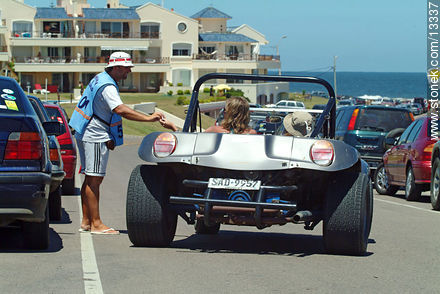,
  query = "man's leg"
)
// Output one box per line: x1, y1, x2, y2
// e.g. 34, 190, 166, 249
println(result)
80, 179, 91, 230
